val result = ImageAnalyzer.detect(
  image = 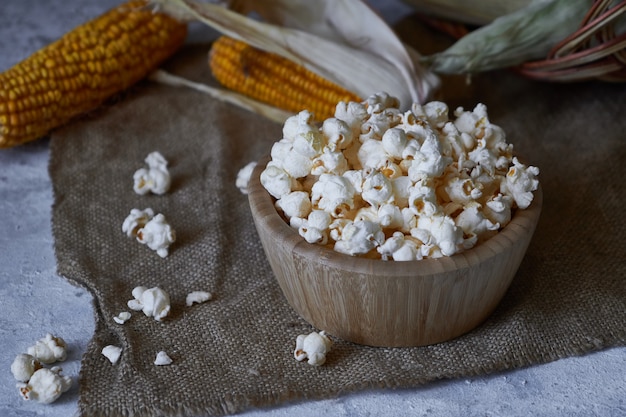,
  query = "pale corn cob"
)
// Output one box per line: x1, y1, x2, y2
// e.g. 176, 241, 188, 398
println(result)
0, 0, 188, 148
209, 36, 362, 122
